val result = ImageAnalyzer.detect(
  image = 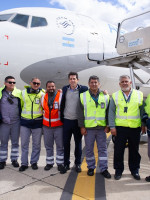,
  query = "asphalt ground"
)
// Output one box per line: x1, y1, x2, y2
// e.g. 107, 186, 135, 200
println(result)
0, 133, 150, 200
